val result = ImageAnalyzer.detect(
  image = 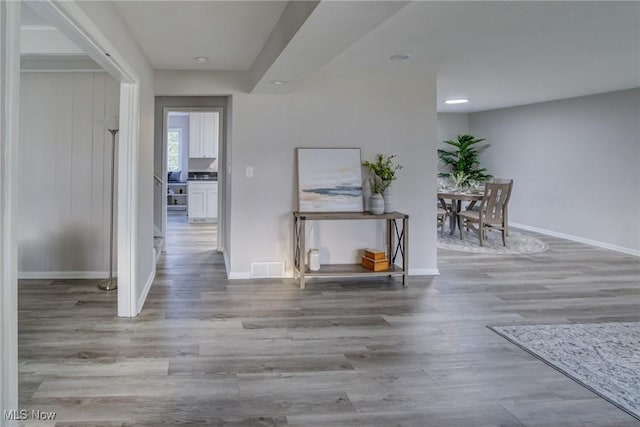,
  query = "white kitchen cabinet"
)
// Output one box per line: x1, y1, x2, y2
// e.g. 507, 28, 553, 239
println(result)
188, 181, 218, 223
187, 185, 206, 220
188, 112, 218, 159
206, 185, 218, 220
